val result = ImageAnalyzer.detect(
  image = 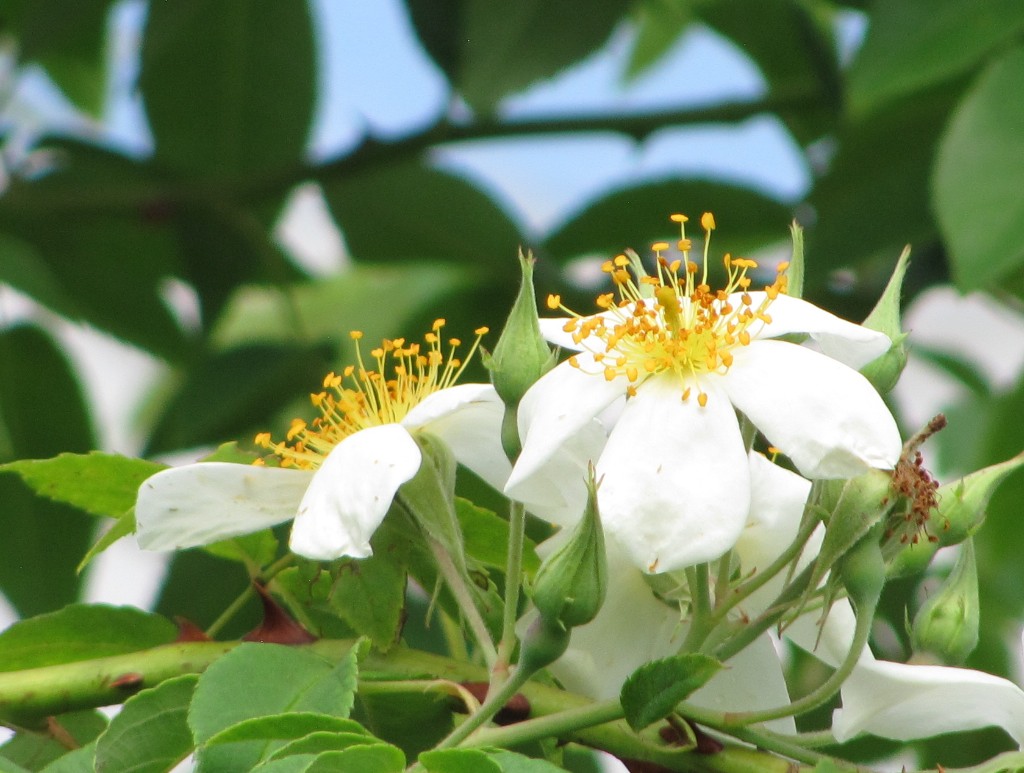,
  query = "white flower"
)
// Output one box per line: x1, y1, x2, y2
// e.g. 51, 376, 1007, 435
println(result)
506, 213, 901, 573
550, 452, 1024, 746
135, 322, 510, 561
